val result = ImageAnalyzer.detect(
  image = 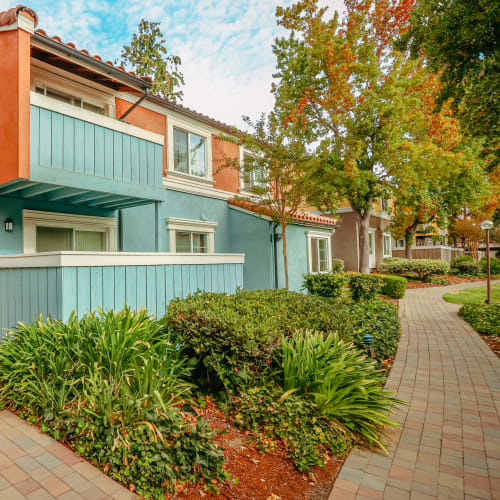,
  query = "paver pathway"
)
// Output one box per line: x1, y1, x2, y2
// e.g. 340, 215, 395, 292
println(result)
330, 281, 500, 500
0, 410, 136, 499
